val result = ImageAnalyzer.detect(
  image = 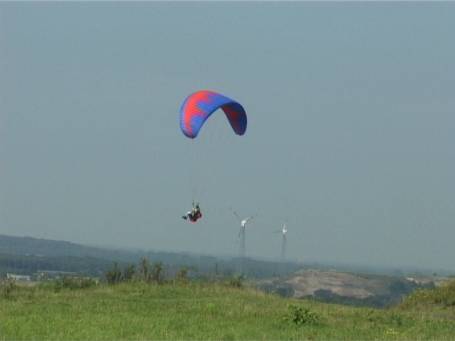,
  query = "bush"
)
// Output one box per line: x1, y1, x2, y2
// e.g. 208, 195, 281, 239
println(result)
434, 280, 455, 307
176, 267, 189, 283
105, 262, 123, 284
228, 275, 244, 288
138, 258, 150, 282
54, 276, 98, 291
151, 262, 164, 284
283, 304, 320, 326
122, 264, 136, 282
400, 279, 455, 308
0, 279, 17, 298
105, 260, 168, 285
